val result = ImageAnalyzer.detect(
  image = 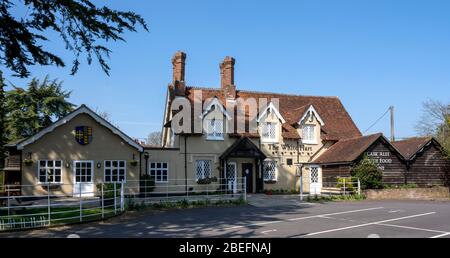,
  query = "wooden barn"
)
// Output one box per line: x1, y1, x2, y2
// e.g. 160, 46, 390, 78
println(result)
313, 133, 408, 185
392, 137, 450, 186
